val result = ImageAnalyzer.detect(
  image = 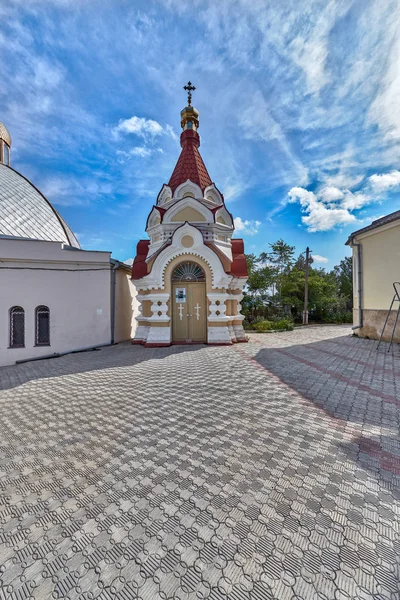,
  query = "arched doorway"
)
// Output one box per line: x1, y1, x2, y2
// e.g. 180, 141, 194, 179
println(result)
171, 261, 207, 343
